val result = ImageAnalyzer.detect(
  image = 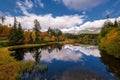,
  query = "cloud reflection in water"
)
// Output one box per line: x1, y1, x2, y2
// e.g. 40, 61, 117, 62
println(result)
23, 44, 100, 63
